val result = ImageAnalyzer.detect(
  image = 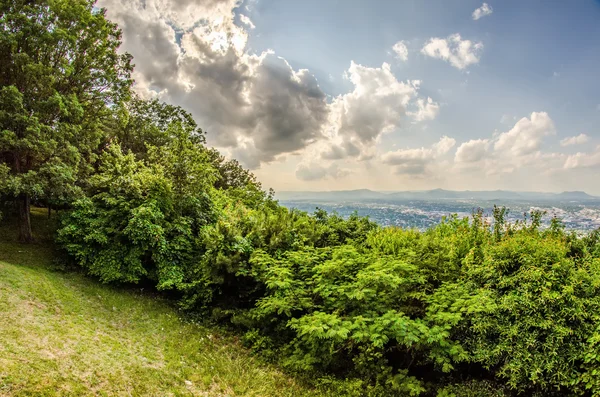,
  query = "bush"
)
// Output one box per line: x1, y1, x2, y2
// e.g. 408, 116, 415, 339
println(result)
59, 184, 600, 395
